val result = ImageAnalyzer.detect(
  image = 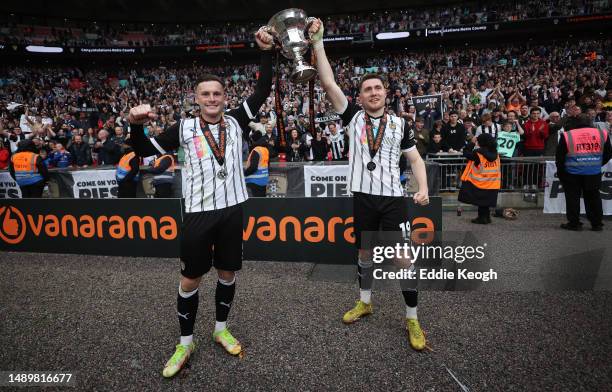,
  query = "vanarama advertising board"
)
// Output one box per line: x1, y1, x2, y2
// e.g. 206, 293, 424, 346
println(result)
0, 199, 181, 257
1, 197, 442, 263
242, 197, 441, 263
